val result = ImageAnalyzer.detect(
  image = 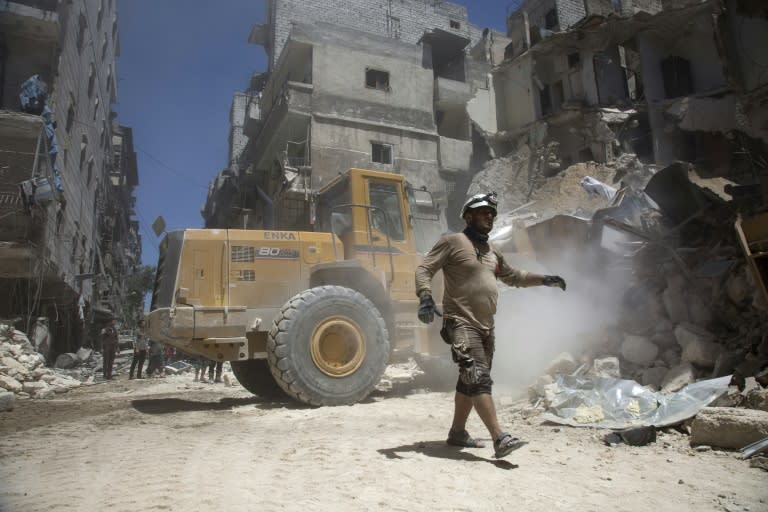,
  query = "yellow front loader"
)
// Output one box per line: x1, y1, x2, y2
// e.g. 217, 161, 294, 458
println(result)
147, 168, 445, 405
